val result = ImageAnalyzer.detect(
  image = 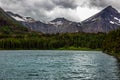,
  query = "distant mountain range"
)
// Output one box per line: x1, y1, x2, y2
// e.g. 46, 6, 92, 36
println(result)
1, 6, 120, 34
7, 12, 81, 33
